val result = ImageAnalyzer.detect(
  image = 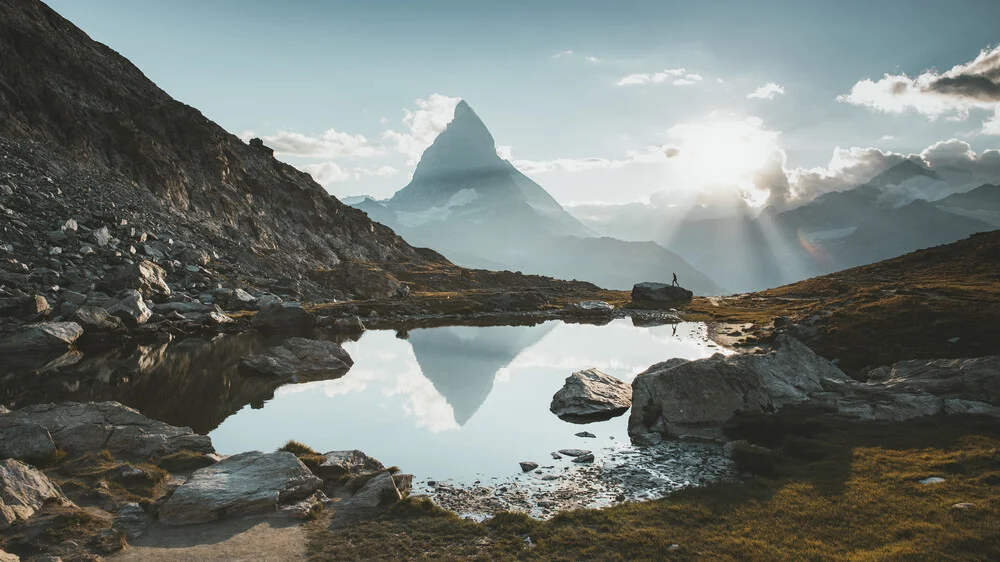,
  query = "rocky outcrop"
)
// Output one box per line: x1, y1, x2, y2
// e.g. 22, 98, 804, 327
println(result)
314, 450, 384, 479
240, 338, 353, 377
0, 322, 83, 353
0, 458, 73, 530
866, 356, 1000, 406
629, 338, 1000, 443
0, 401, 213, 457
158, 451, 322, 525
251, 303, 316, 332
629, 336, 851, 441
342, 472, 402, 509
631, 282, 694, 304
550, 368, 632, 422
